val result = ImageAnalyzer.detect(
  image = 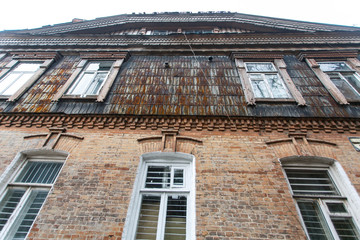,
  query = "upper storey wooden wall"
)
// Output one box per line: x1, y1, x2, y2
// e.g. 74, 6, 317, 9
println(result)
0, 55, 359, 118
